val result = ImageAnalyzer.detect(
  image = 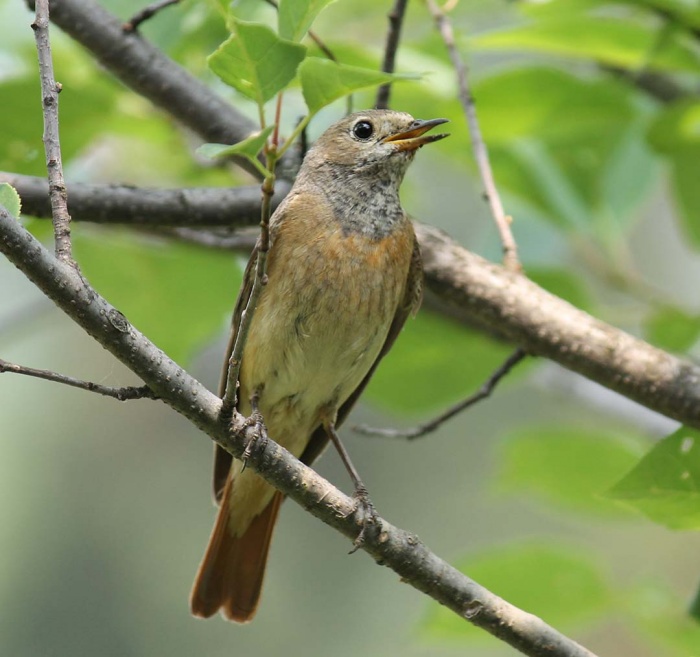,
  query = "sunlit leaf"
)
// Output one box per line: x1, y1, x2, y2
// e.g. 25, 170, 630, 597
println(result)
74, 230, 242, 366
299, 58, 417, 115
278, 0, 336, 41
609, 426, 700, 529
498, 426, 644, 516
422, 544, 612, 641
0, 183, 21, 218
208, 20, 306, 105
